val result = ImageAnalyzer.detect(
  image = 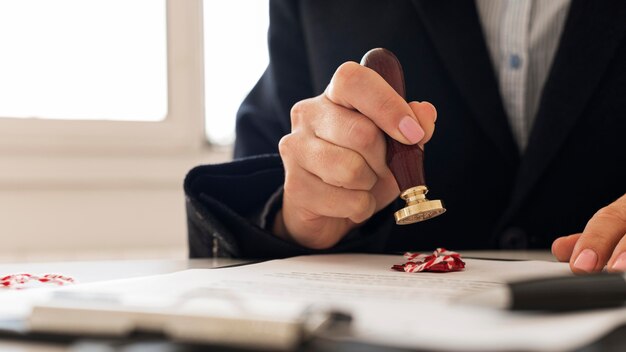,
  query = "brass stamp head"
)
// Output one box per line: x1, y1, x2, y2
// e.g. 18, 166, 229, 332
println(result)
394, 186, 446, 225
